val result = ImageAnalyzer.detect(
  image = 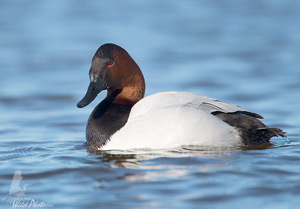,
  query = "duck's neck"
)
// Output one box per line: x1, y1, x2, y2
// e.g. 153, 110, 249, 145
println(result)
109, 70, 146, 106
